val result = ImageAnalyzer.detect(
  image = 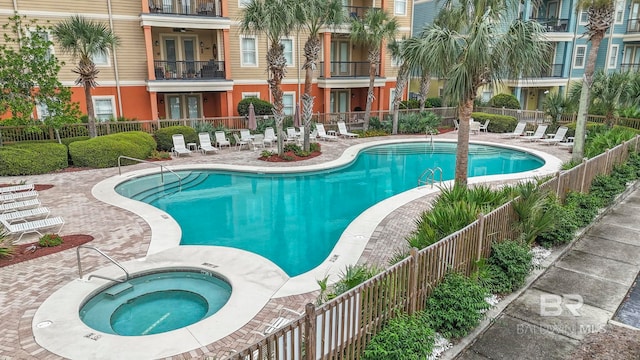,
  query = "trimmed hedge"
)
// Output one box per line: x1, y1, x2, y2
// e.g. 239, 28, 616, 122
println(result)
488, 94, 520, 109
69, 132, 156, 168
471, 112, 518, 133
0, 143, 68, 175
154, 126, 197, 151
237, 97, 274, 117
